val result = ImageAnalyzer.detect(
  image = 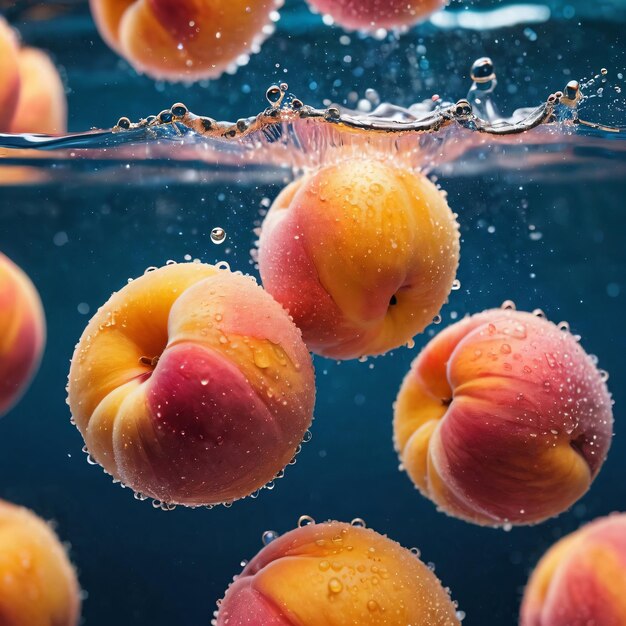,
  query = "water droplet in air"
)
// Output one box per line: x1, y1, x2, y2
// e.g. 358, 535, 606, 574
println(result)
211, 227, 226, 244
262, 530, 279, 545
